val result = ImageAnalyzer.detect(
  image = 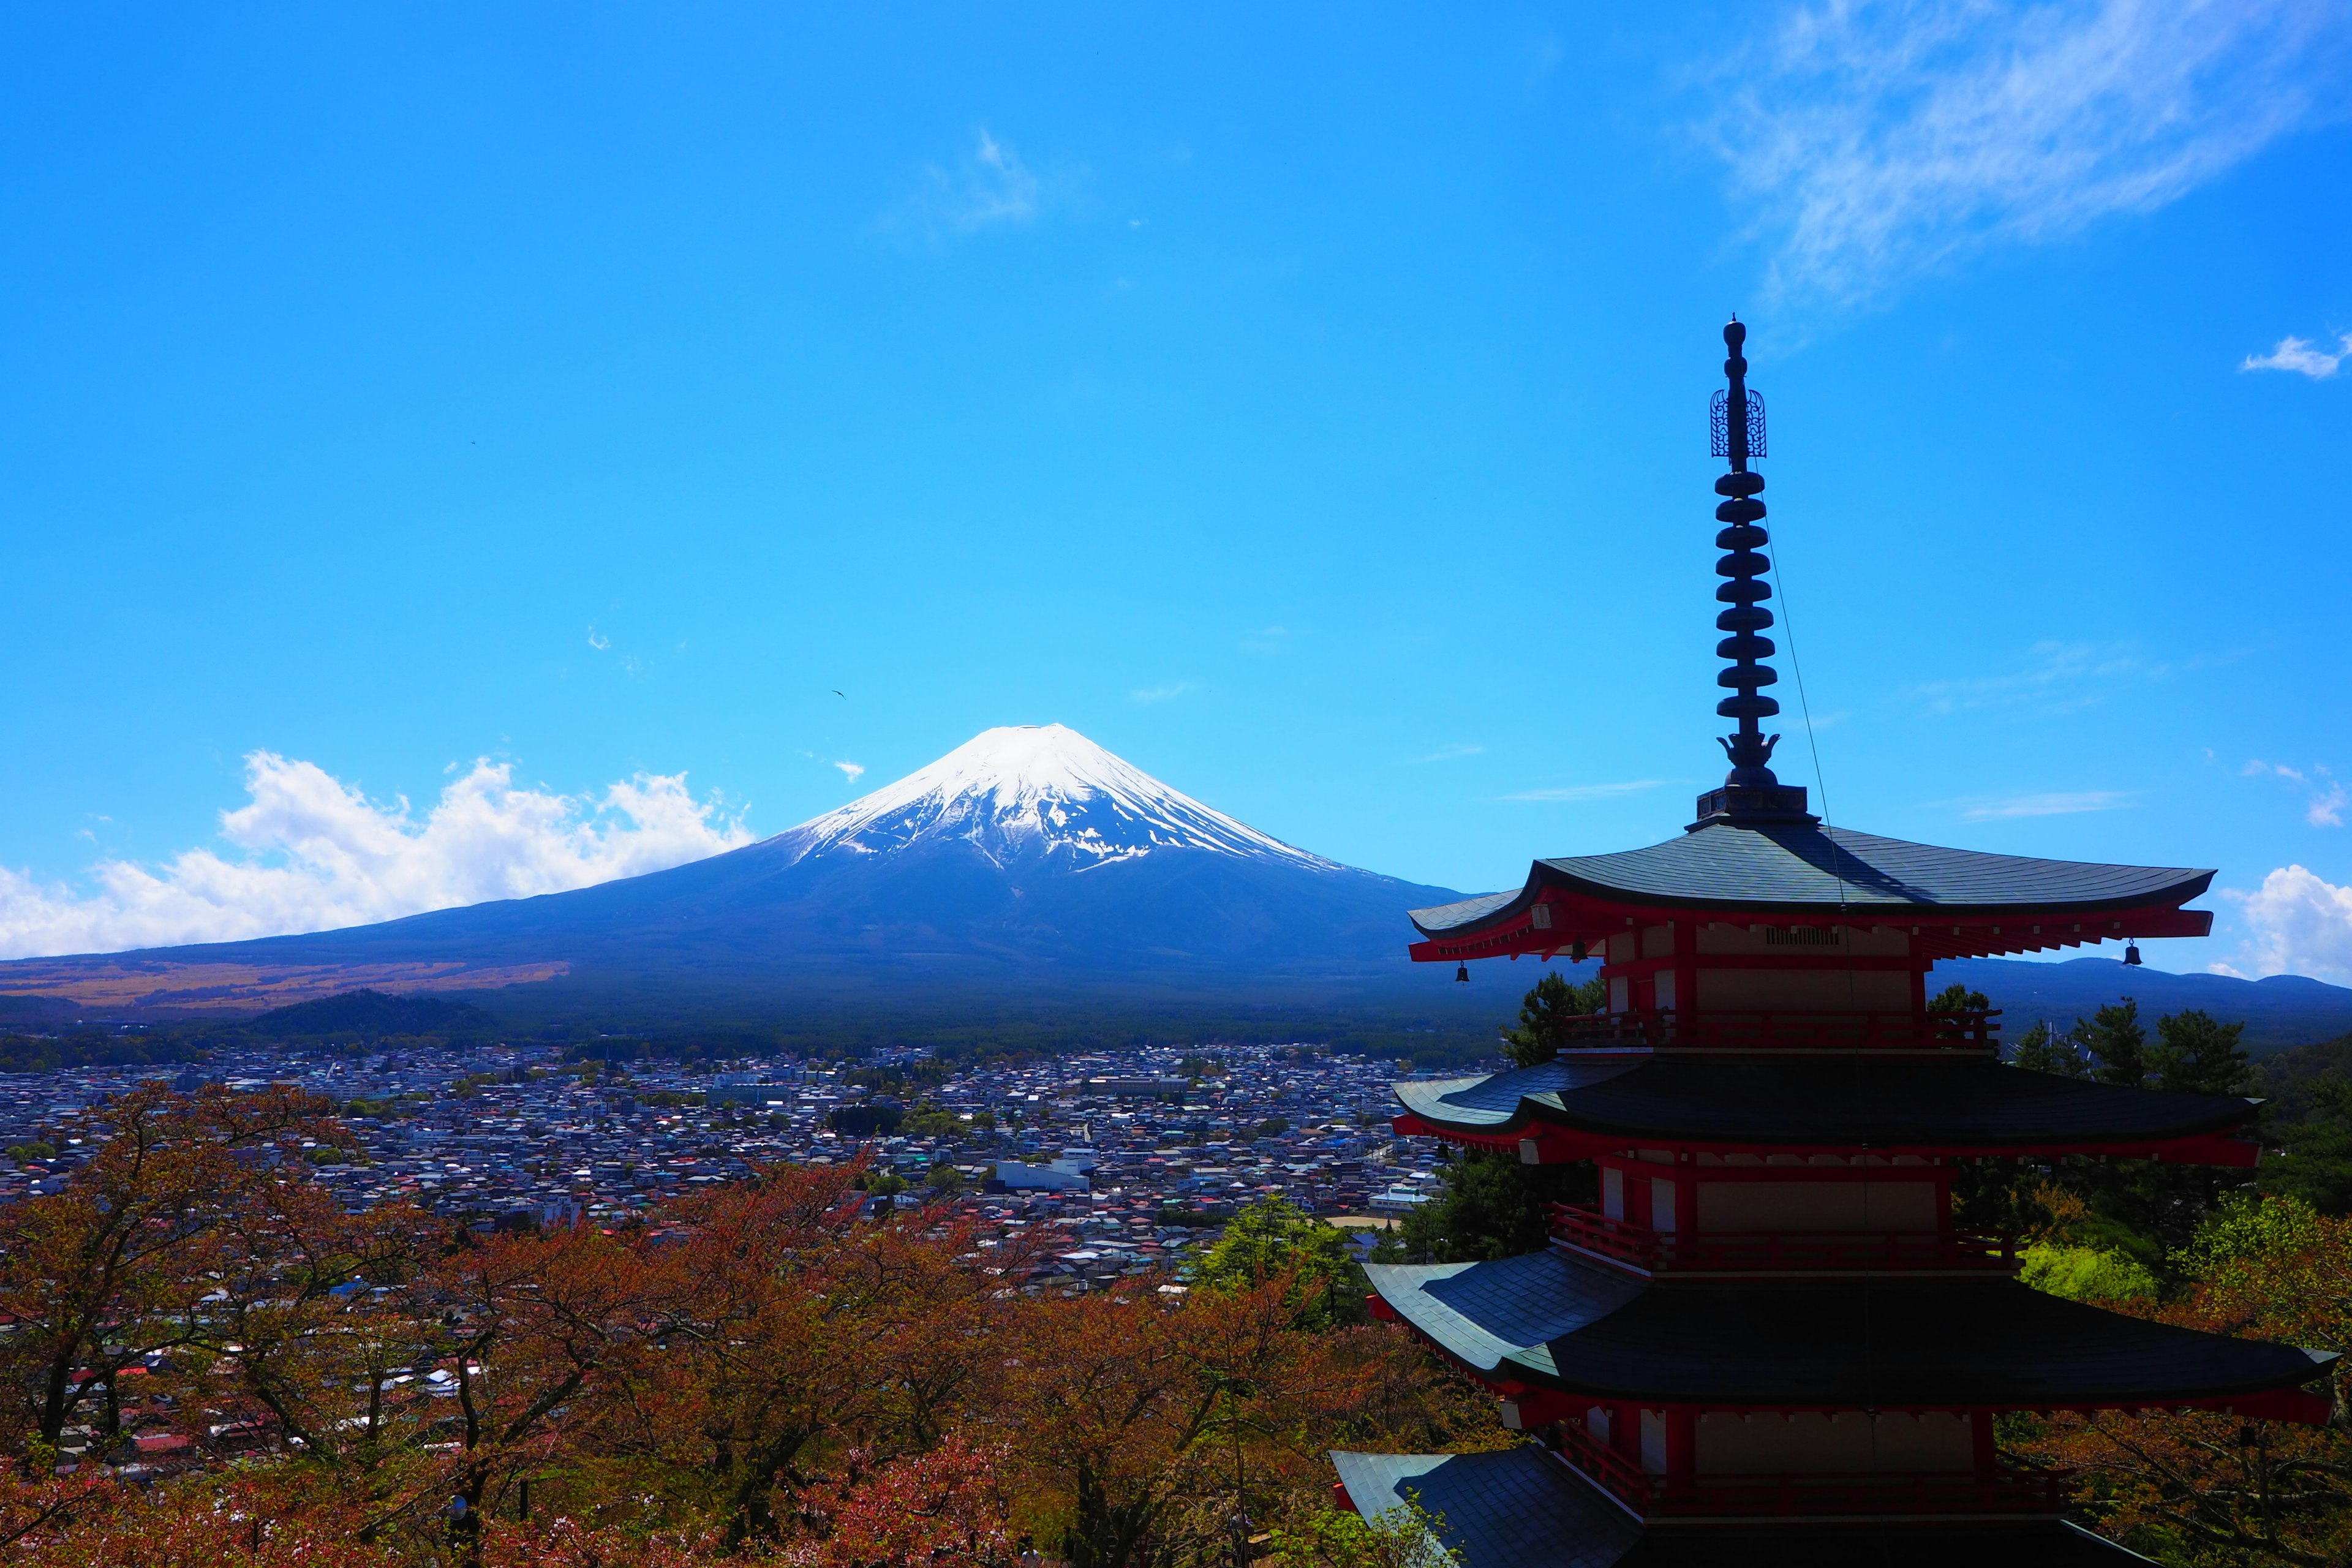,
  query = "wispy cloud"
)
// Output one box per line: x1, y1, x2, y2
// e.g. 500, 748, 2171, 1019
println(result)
1951, 790, 2129, 821
1411, 744, 1484, 764
891, 127, 1051, 241
1501, 780, 1664, 803
2215, 864, 2352, 983
1242, 626, 1291, 657
1711, 0, 2352, 307
2242, 333, 2351, 379
1129, 682, 1196, 704
2245, 760, 2346, 826
832, 761, 865, 785
587, 626, 609, 651
1900, 640, 2227, 718
0, 754, 750, 960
